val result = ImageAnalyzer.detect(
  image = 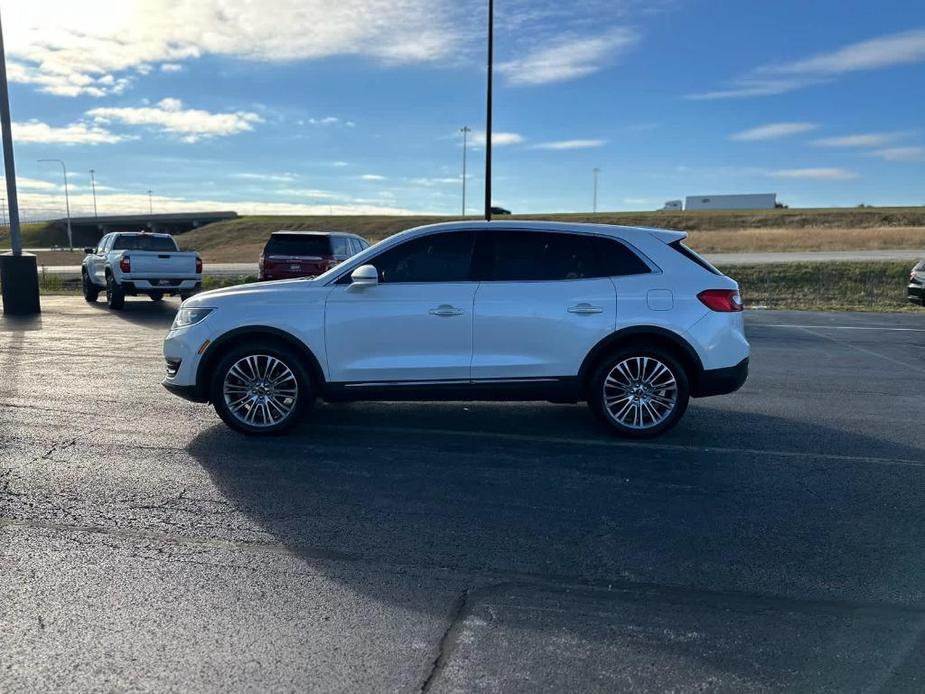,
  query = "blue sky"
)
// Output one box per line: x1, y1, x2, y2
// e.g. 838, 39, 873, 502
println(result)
3, 0, 924, 218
